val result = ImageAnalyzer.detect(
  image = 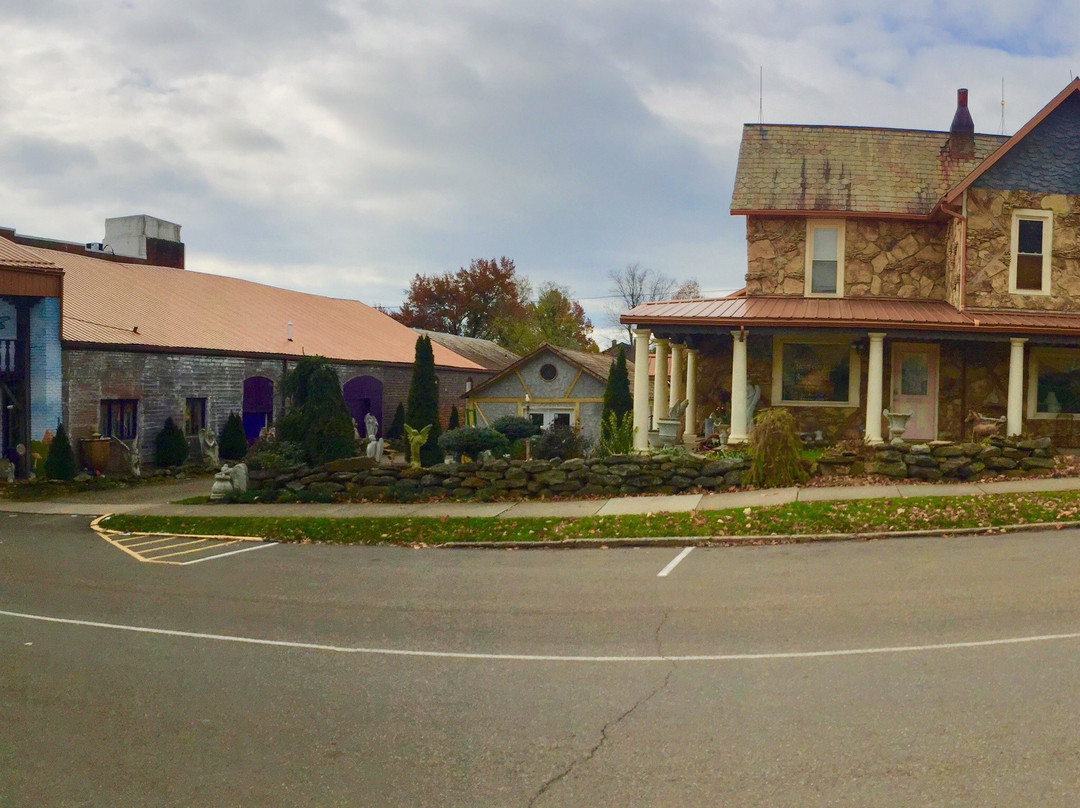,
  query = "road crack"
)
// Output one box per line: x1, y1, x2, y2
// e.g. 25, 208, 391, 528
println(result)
527, 612, 674, 807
